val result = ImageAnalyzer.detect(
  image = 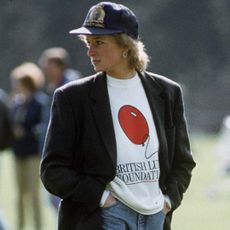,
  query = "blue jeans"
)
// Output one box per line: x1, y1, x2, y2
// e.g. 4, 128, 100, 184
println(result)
101, 200, 165, 230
